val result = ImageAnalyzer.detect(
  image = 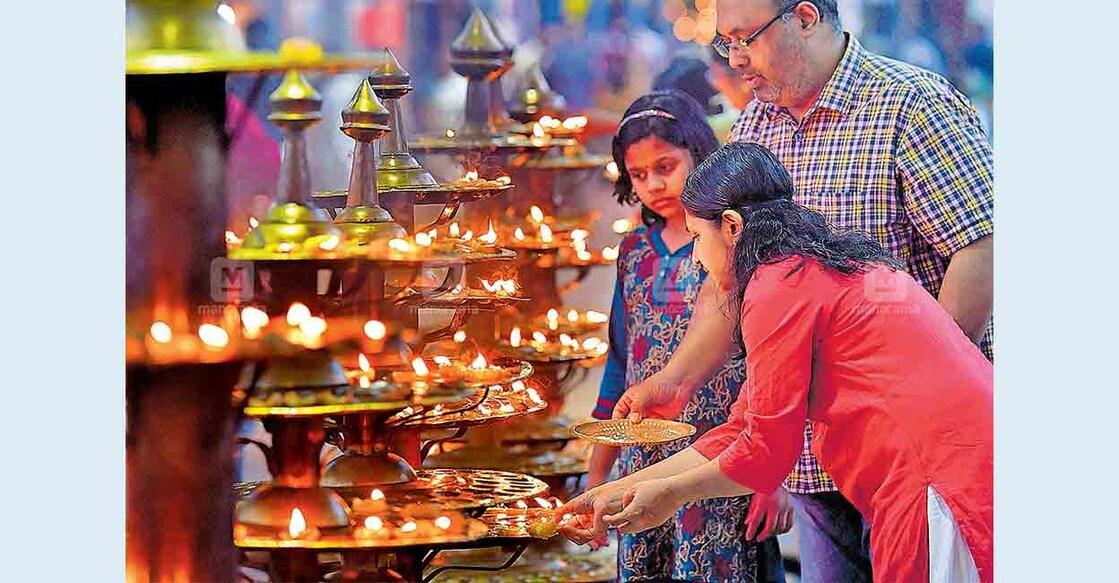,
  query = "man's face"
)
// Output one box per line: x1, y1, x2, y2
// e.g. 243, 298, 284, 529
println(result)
715, 0, 811, 107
